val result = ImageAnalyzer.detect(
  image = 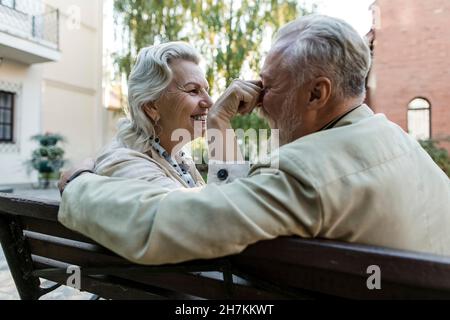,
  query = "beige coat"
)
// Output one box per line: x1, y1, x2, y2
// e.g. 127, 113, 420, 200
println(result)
94, 140, 250, 188
94, 141, 206, 189
59, 105, 450, 265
